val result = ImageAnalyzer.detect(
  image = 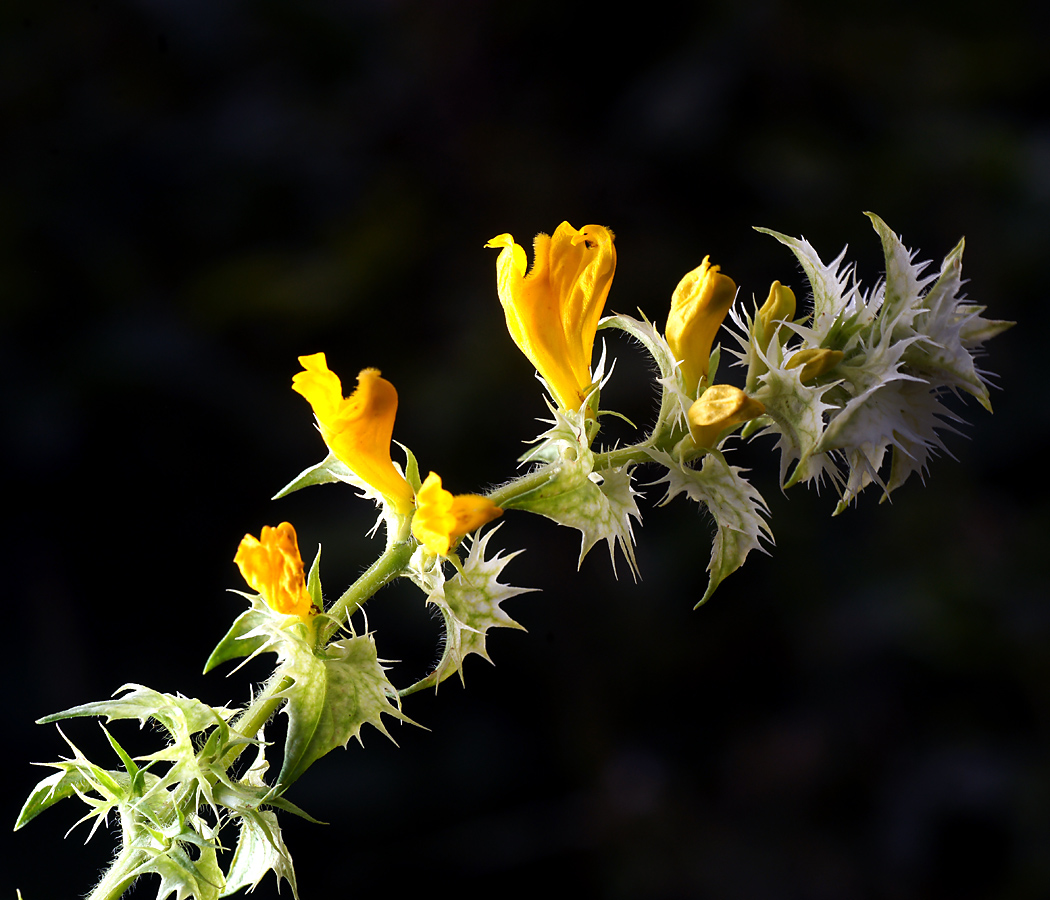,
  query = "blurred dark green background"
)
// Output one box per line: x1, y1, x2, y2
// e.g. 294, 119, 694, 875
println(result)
3, 1, 1047, 898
